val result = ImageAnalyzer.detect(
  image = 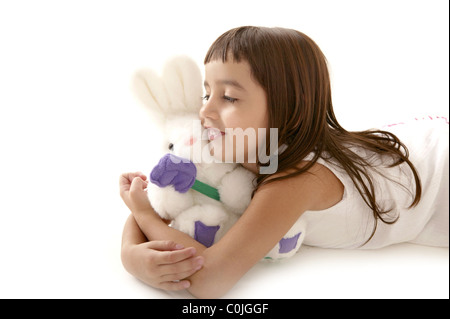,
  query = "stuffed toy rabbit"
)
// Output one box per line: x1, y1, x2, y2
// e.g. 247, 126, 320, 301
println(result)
132, 56, 306, 260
